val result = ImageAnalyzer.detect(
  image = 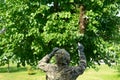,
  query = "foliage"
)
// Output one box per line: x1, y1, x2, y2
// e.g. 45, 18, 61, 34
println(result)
0, 0, 120, 67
